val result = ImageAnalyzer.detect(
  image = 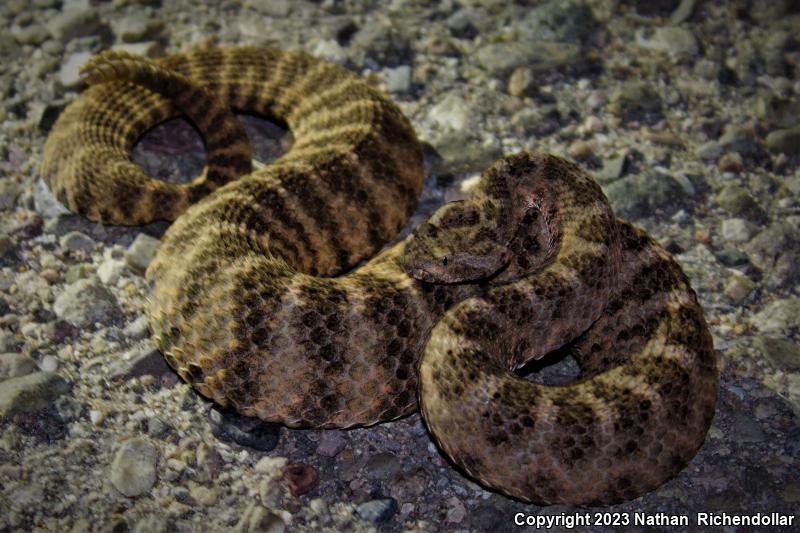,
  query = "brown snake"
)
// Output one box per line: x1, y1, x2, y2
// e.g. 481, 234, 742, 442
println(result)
41, 47, 719, 505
